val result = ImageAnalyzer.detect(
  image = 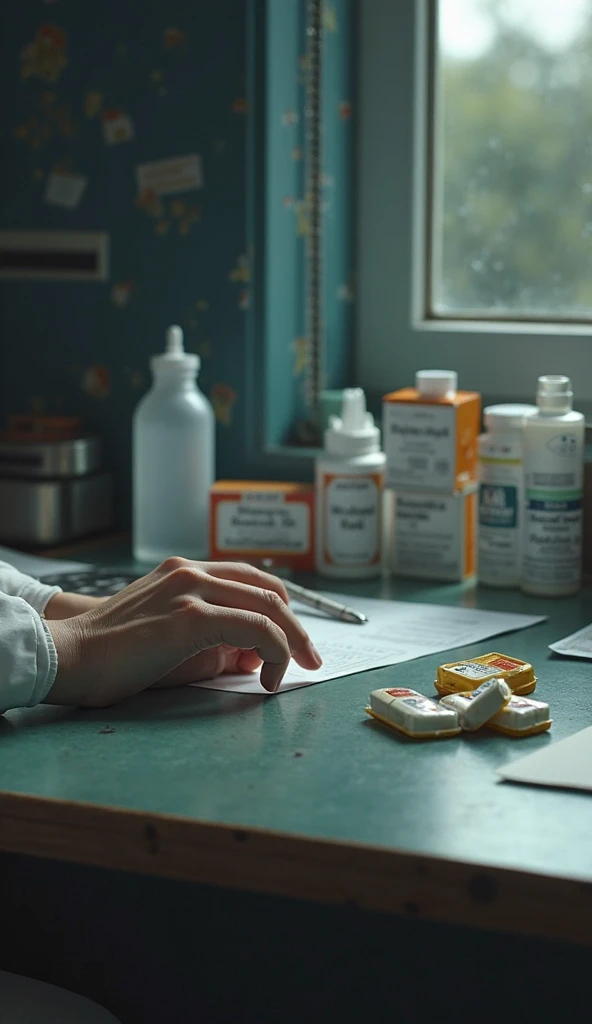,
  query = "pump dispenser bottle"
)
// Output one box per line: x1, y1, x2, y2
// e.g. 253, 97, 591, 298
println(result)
315, 388, 386, 579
